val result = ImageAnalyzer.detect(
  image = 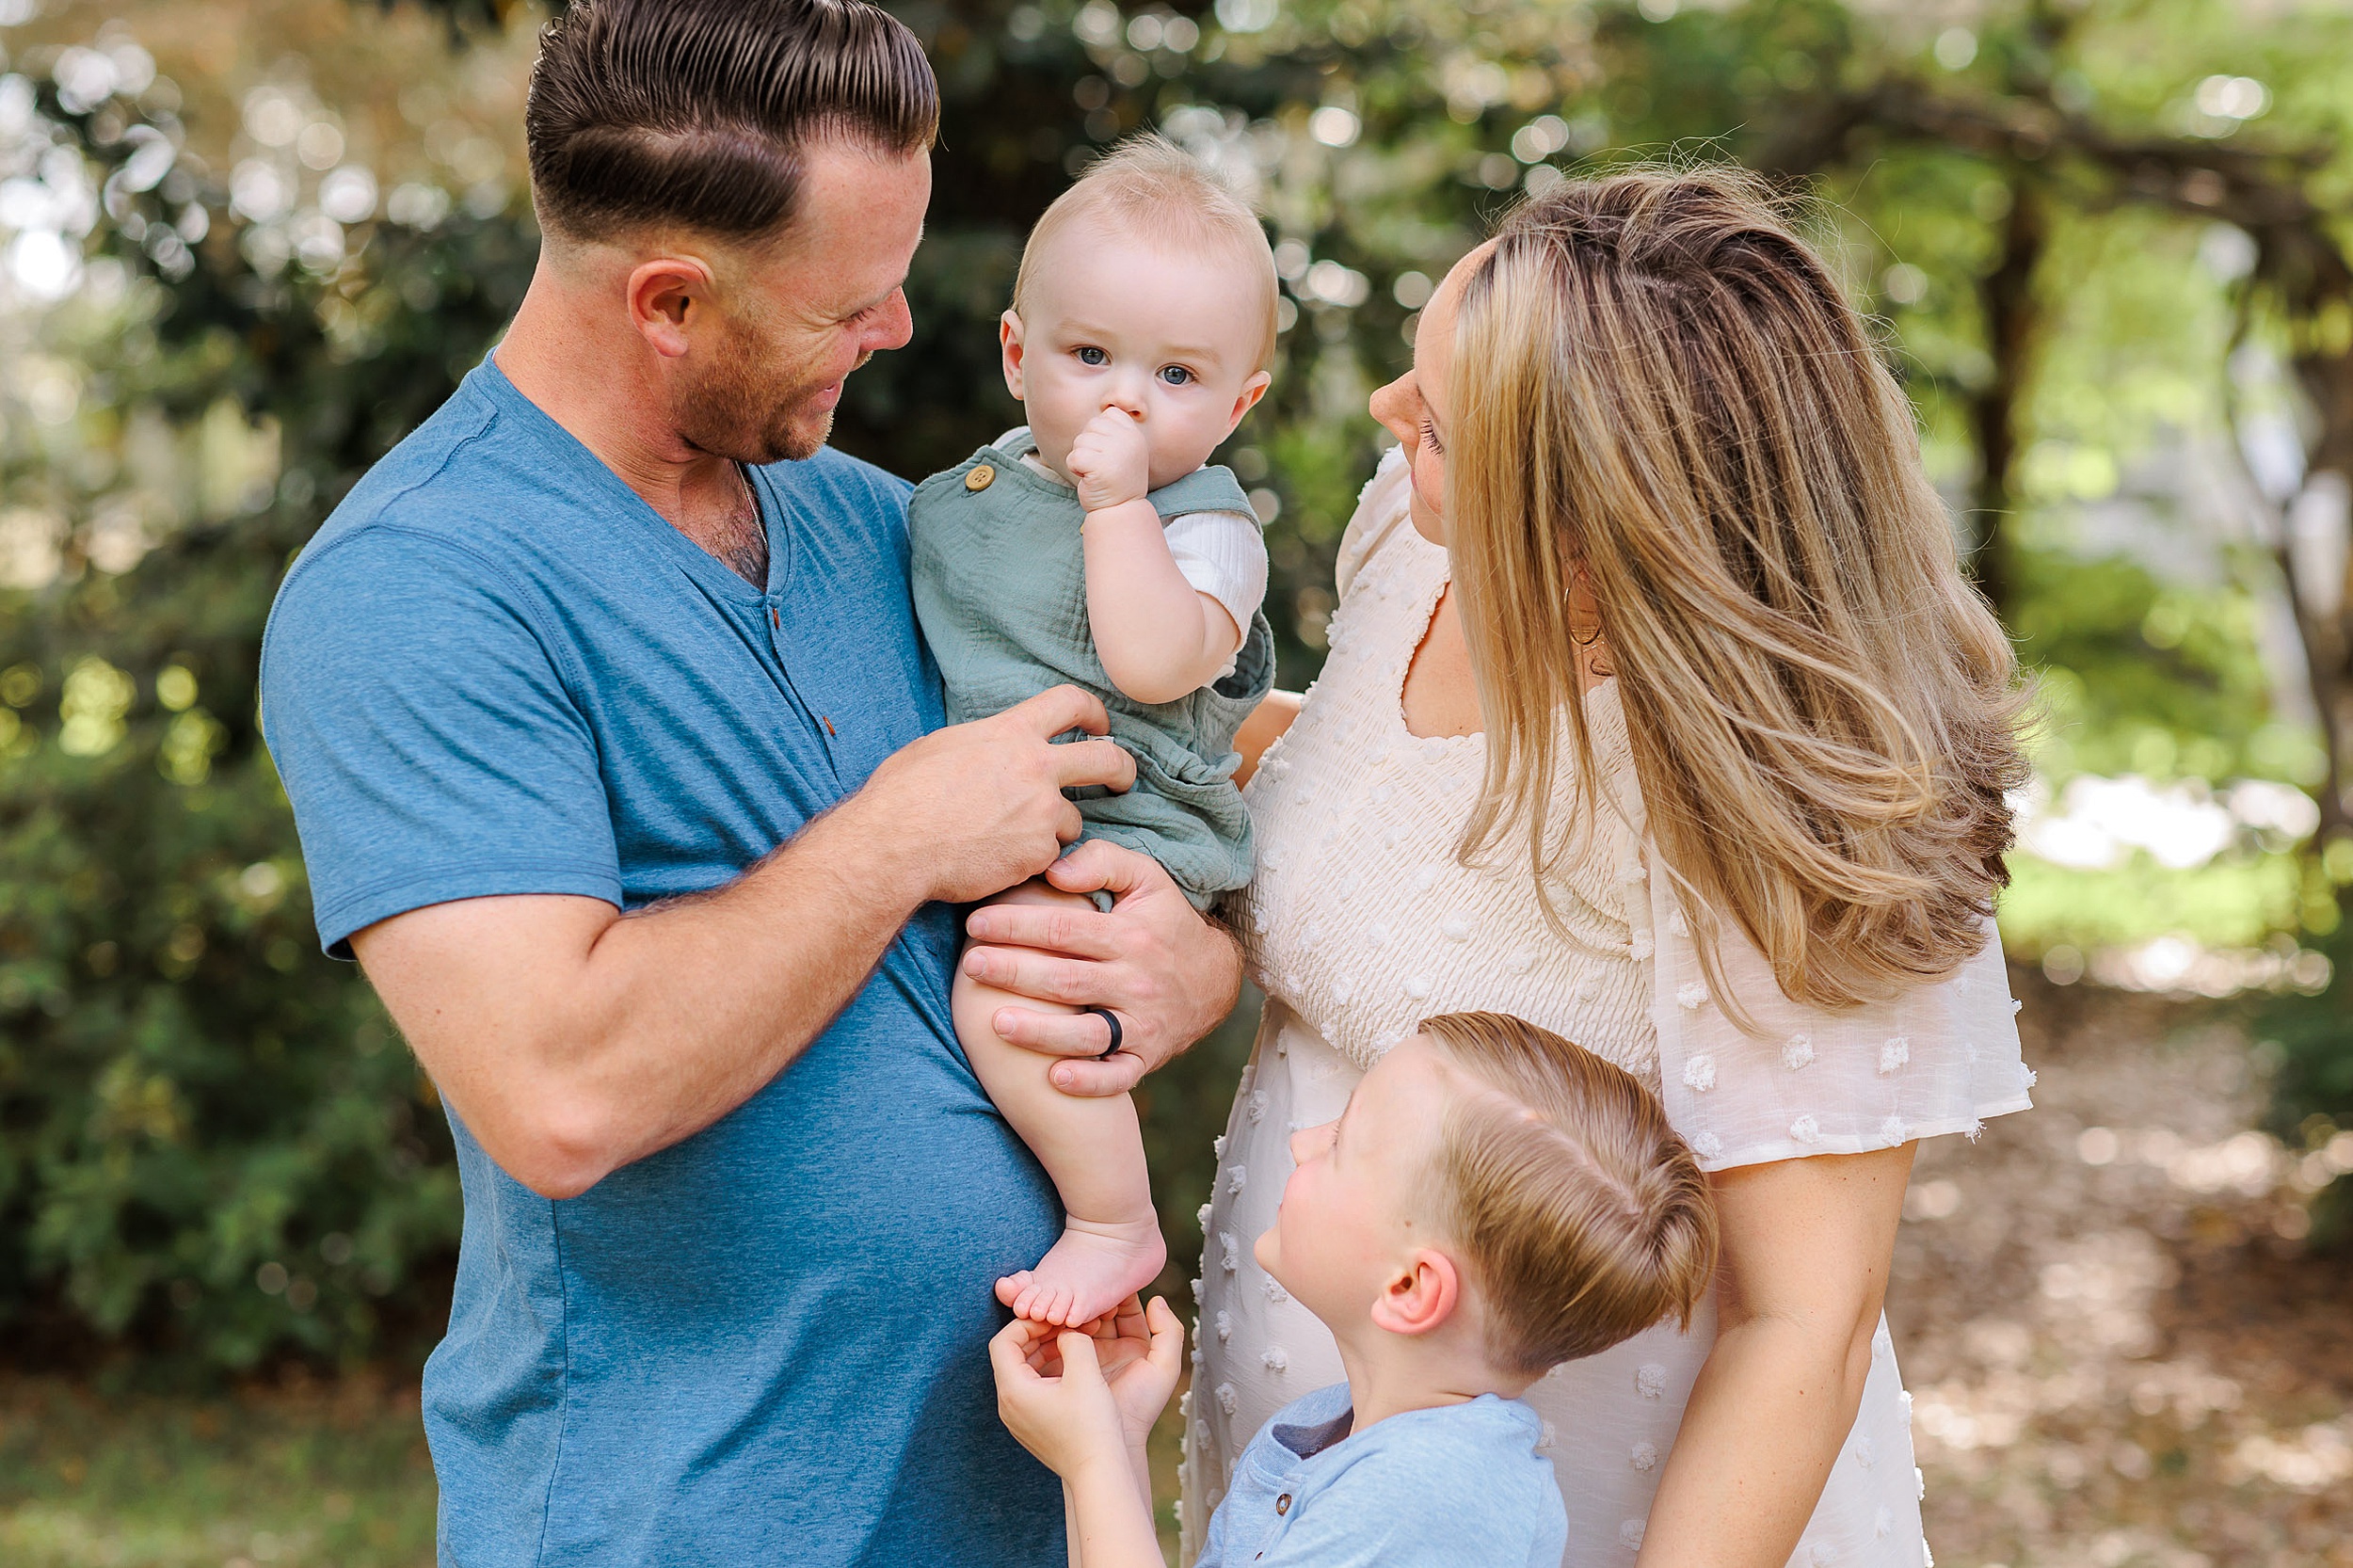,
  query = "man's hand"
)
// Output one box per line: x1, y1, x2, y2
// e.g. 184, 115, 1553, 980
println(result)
856, 685, 1135, 905
960, 840, 1241, 1096
1064, 407, 1152, 513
